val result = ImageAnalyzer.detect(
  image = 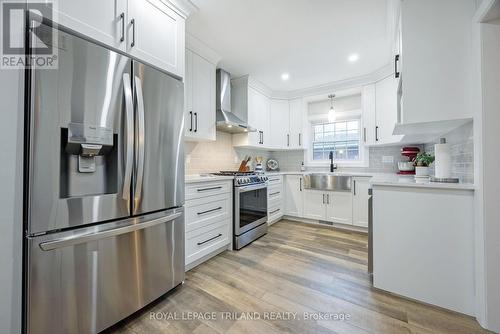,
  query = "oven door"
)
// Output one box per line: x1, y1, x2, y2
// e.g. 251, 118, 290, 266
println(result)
235, 183, 268, 235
